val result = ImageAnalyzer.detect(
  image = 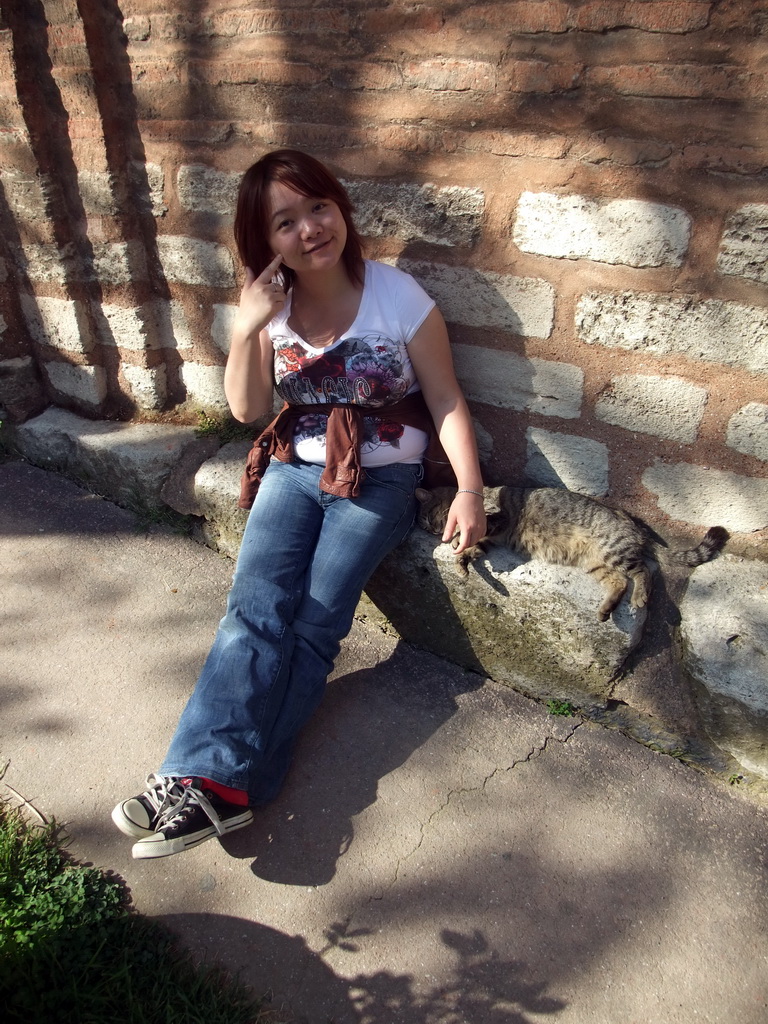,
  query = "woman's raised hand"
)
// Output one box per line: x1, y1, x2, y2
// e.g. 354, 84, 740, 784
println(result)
234, 254, 285, 338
